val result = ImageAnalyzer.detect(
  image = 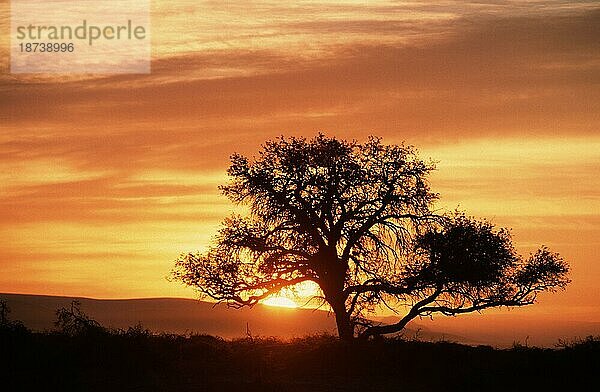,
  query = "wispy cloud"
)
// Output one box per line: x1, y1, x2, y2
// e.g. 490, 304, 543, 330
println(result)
0, 2, 598, 303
